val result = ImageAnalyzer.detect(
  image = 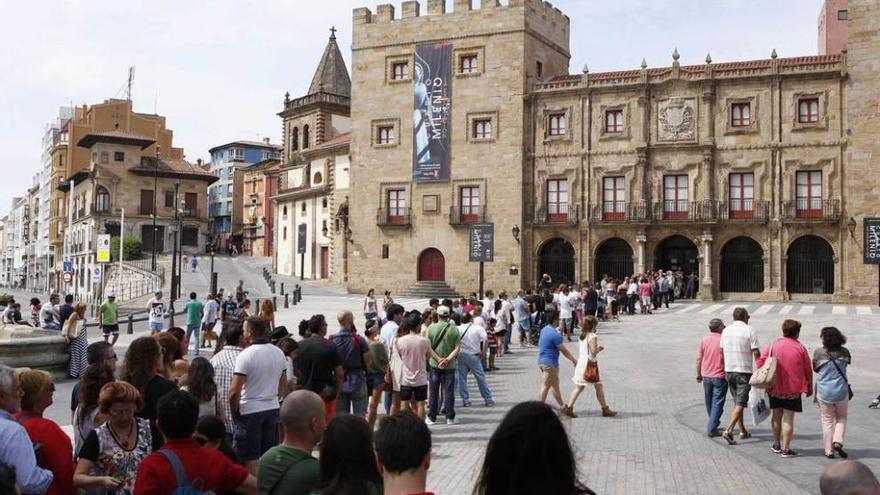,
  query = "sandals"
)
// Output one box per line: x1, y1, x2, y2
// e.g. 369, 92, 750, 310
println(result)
833, 442, 848, 459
